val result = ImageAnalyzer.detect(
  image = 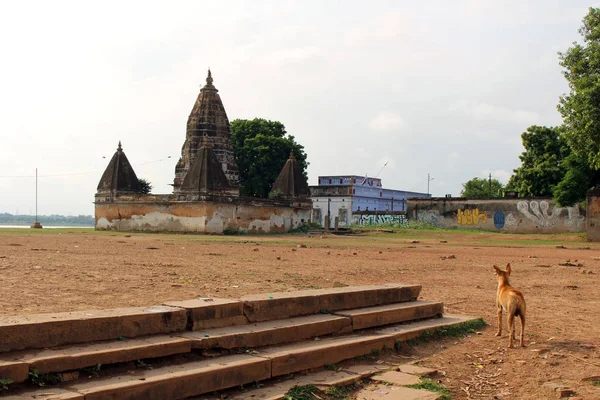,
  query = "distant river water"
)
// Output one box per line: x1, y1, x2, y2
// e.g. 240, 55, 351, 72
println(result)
0, 225, 94, 229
